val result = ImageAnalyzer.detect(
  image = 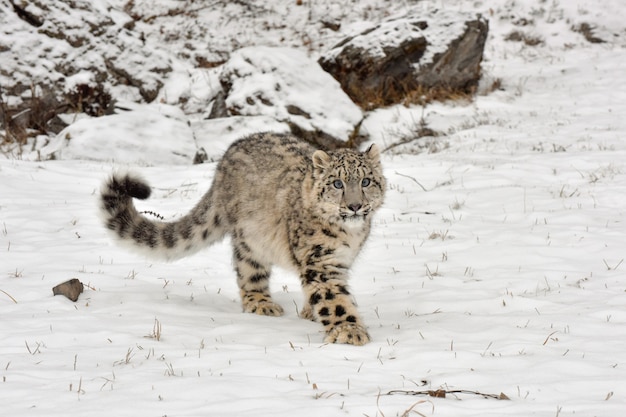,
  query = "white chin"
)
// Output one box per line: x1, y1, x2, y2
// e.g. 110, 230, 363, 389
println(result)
341, 214, 365, 228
